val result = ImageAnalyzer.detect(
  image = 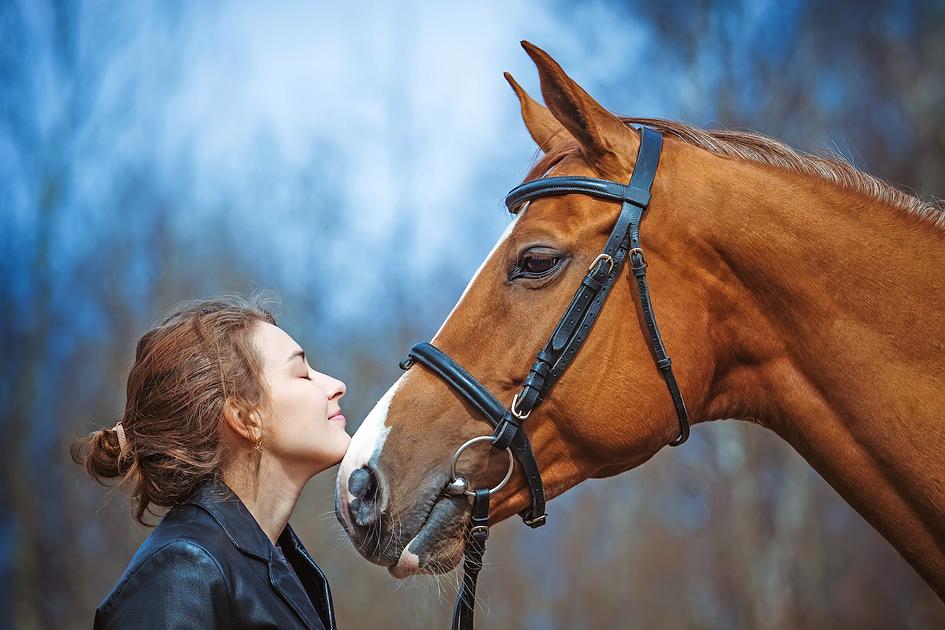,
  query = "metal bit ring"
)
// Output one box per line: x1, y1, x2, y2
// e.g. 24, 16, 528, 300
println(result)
447, 435, 515, 498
